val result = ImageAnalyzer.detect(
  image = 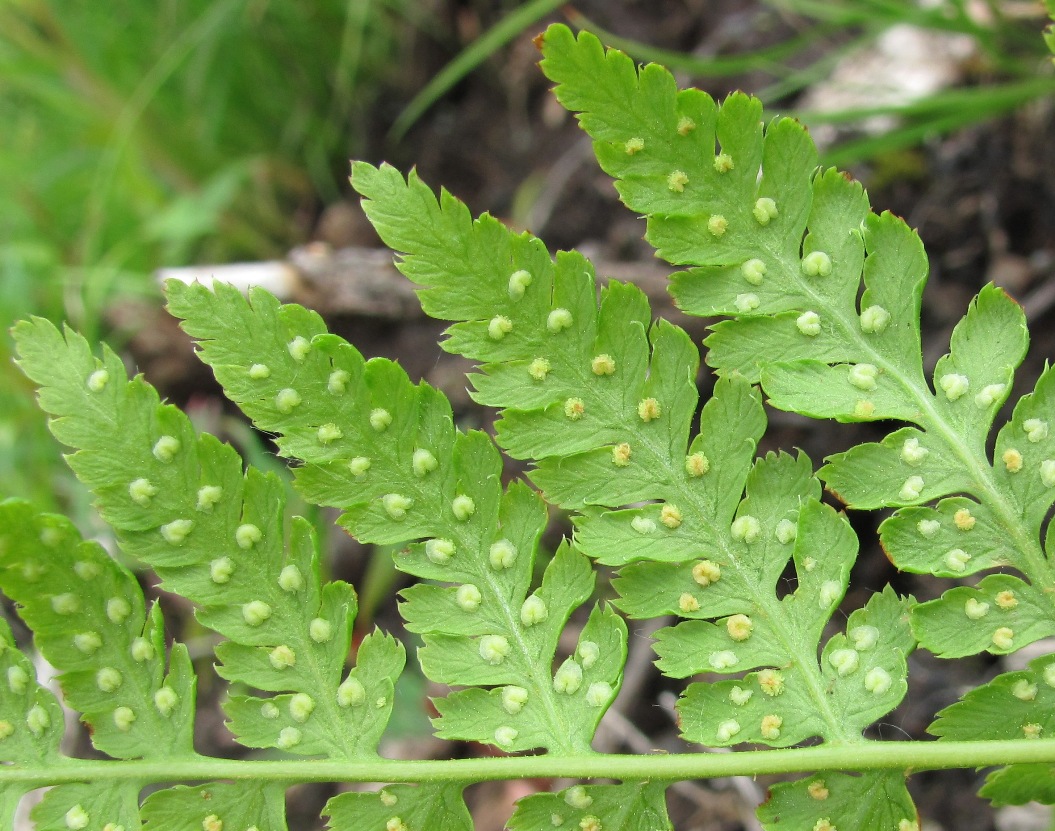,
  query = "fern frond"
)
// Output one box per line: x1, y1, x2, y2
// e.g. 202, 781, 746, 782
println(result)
165, 279, 627, 757
537, 23, 1055, 666
758, 770, 917, 831
4, 17, 1055, 831
29, 782, 143, 831
0, 499, 195, 759
349, 96, 920, 827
